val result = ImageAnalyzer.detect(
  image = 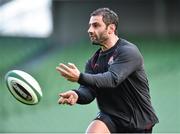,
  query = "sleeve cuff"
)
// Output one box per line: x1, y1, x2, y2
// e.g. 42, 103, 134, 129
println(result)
78, 73, 85, 85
